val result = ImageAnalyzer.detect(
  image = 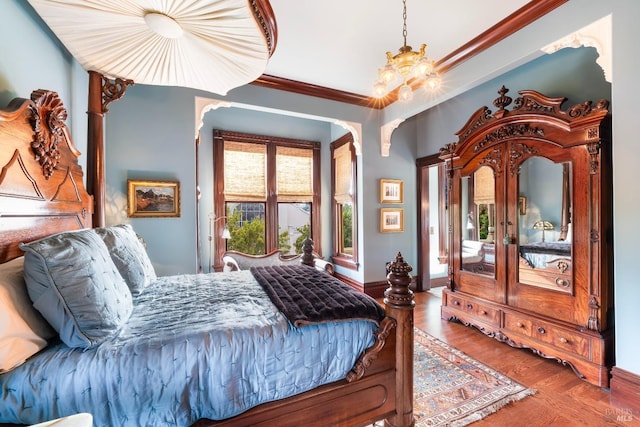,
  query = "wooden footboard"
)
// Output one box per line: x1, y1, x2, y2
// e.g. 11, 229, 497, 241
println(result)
194, 252, 415, 427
